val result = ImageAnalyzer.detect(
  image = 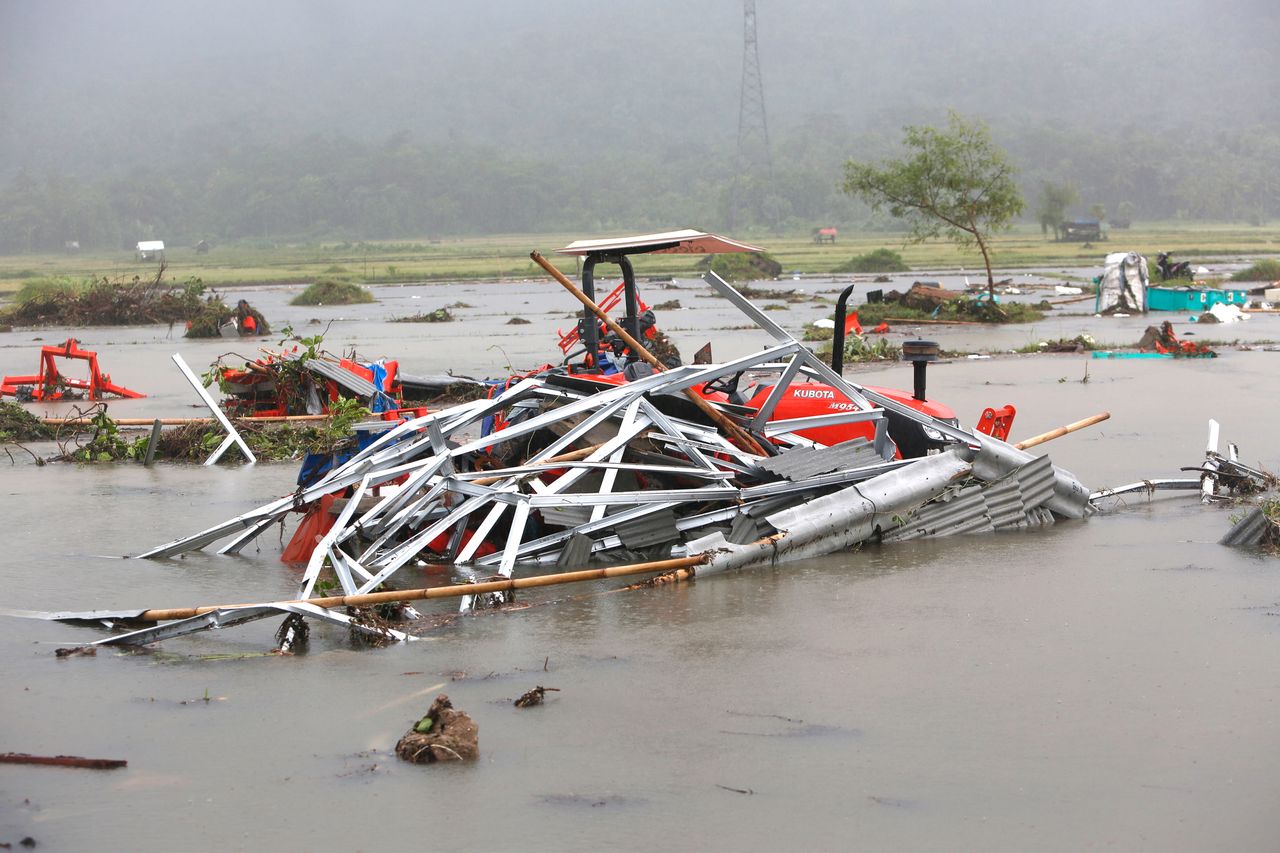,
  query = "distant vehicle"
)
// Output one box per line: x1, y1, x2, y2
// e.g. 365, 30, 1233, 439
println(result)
813, 227, 838, 244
